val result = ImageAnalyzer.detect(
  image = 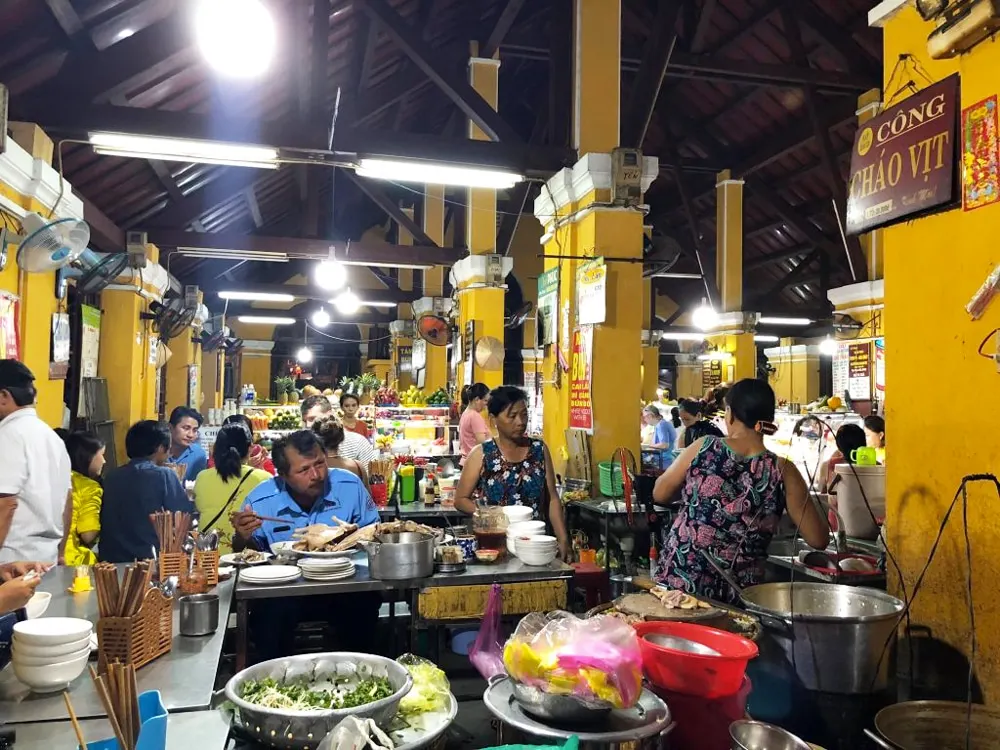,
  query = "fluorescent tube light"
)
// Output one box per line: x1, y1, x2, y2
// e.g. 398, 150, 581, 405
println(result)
758, 317, 812, 326
218, 291, 294, 302
176, 248, 288, 263
342, 260, 435, 270
237, 315, 295, 325
697, 351, 733, 361
355, 158, 523, 189
661, 332, 706, 341
359, 301, 398, 309
90, 132, 279, 168
648, 273, 703, 280
754, 335, 780, 343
